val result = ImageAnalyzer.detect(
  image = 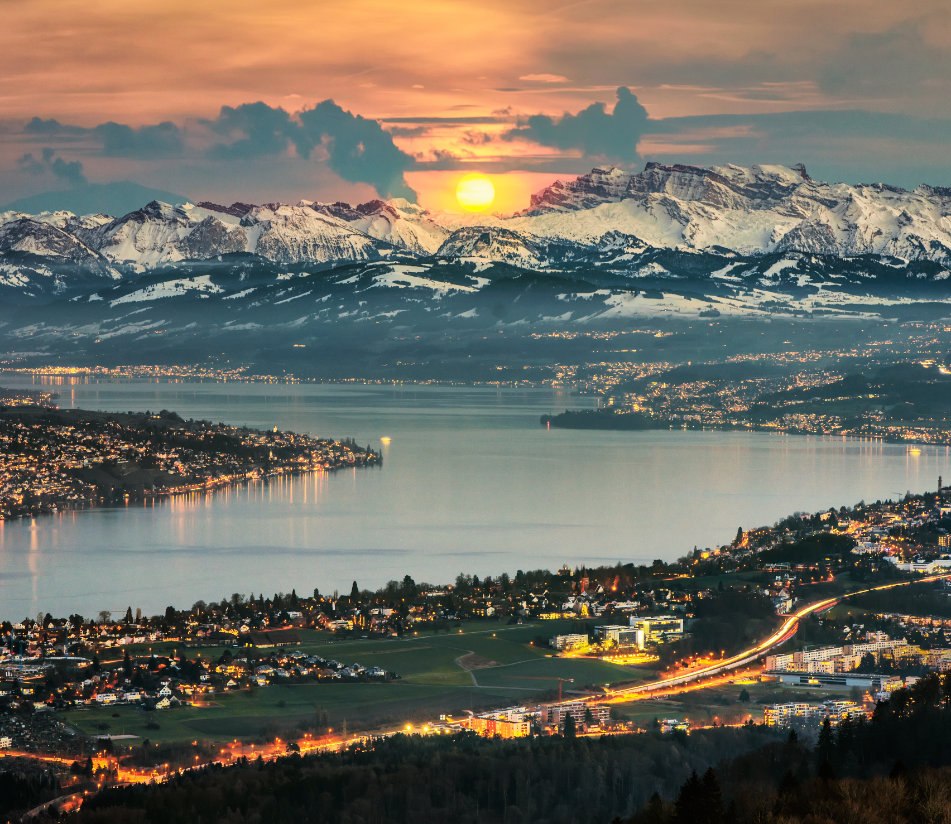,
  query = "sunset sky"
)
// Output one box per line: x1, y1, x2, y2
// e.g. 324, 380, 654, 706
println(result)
3, 0, 951, 213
